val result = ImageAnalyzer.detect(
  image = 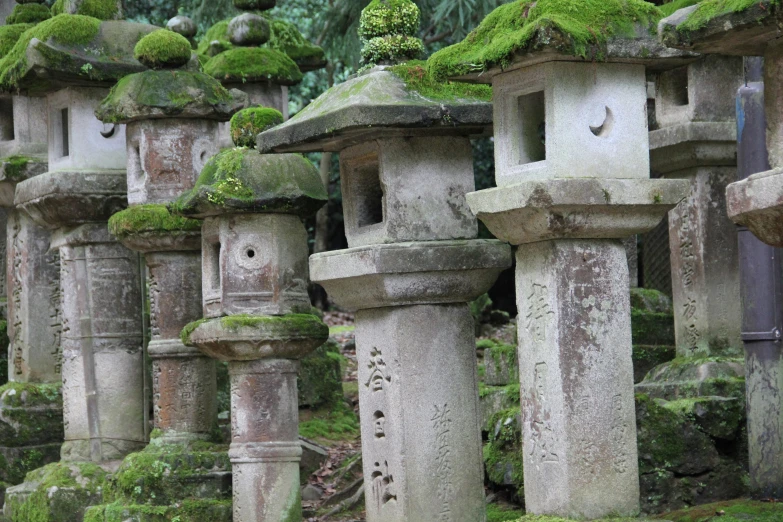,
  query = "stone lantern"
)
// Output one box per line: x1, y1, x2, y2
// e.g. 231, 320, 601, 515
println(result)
430, 2, 691, 518
2, 11, 159, 519
95, 30, 246, 446
257, 2, 511, 520
172, 124, 329, 521
660, 0, 783, 500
